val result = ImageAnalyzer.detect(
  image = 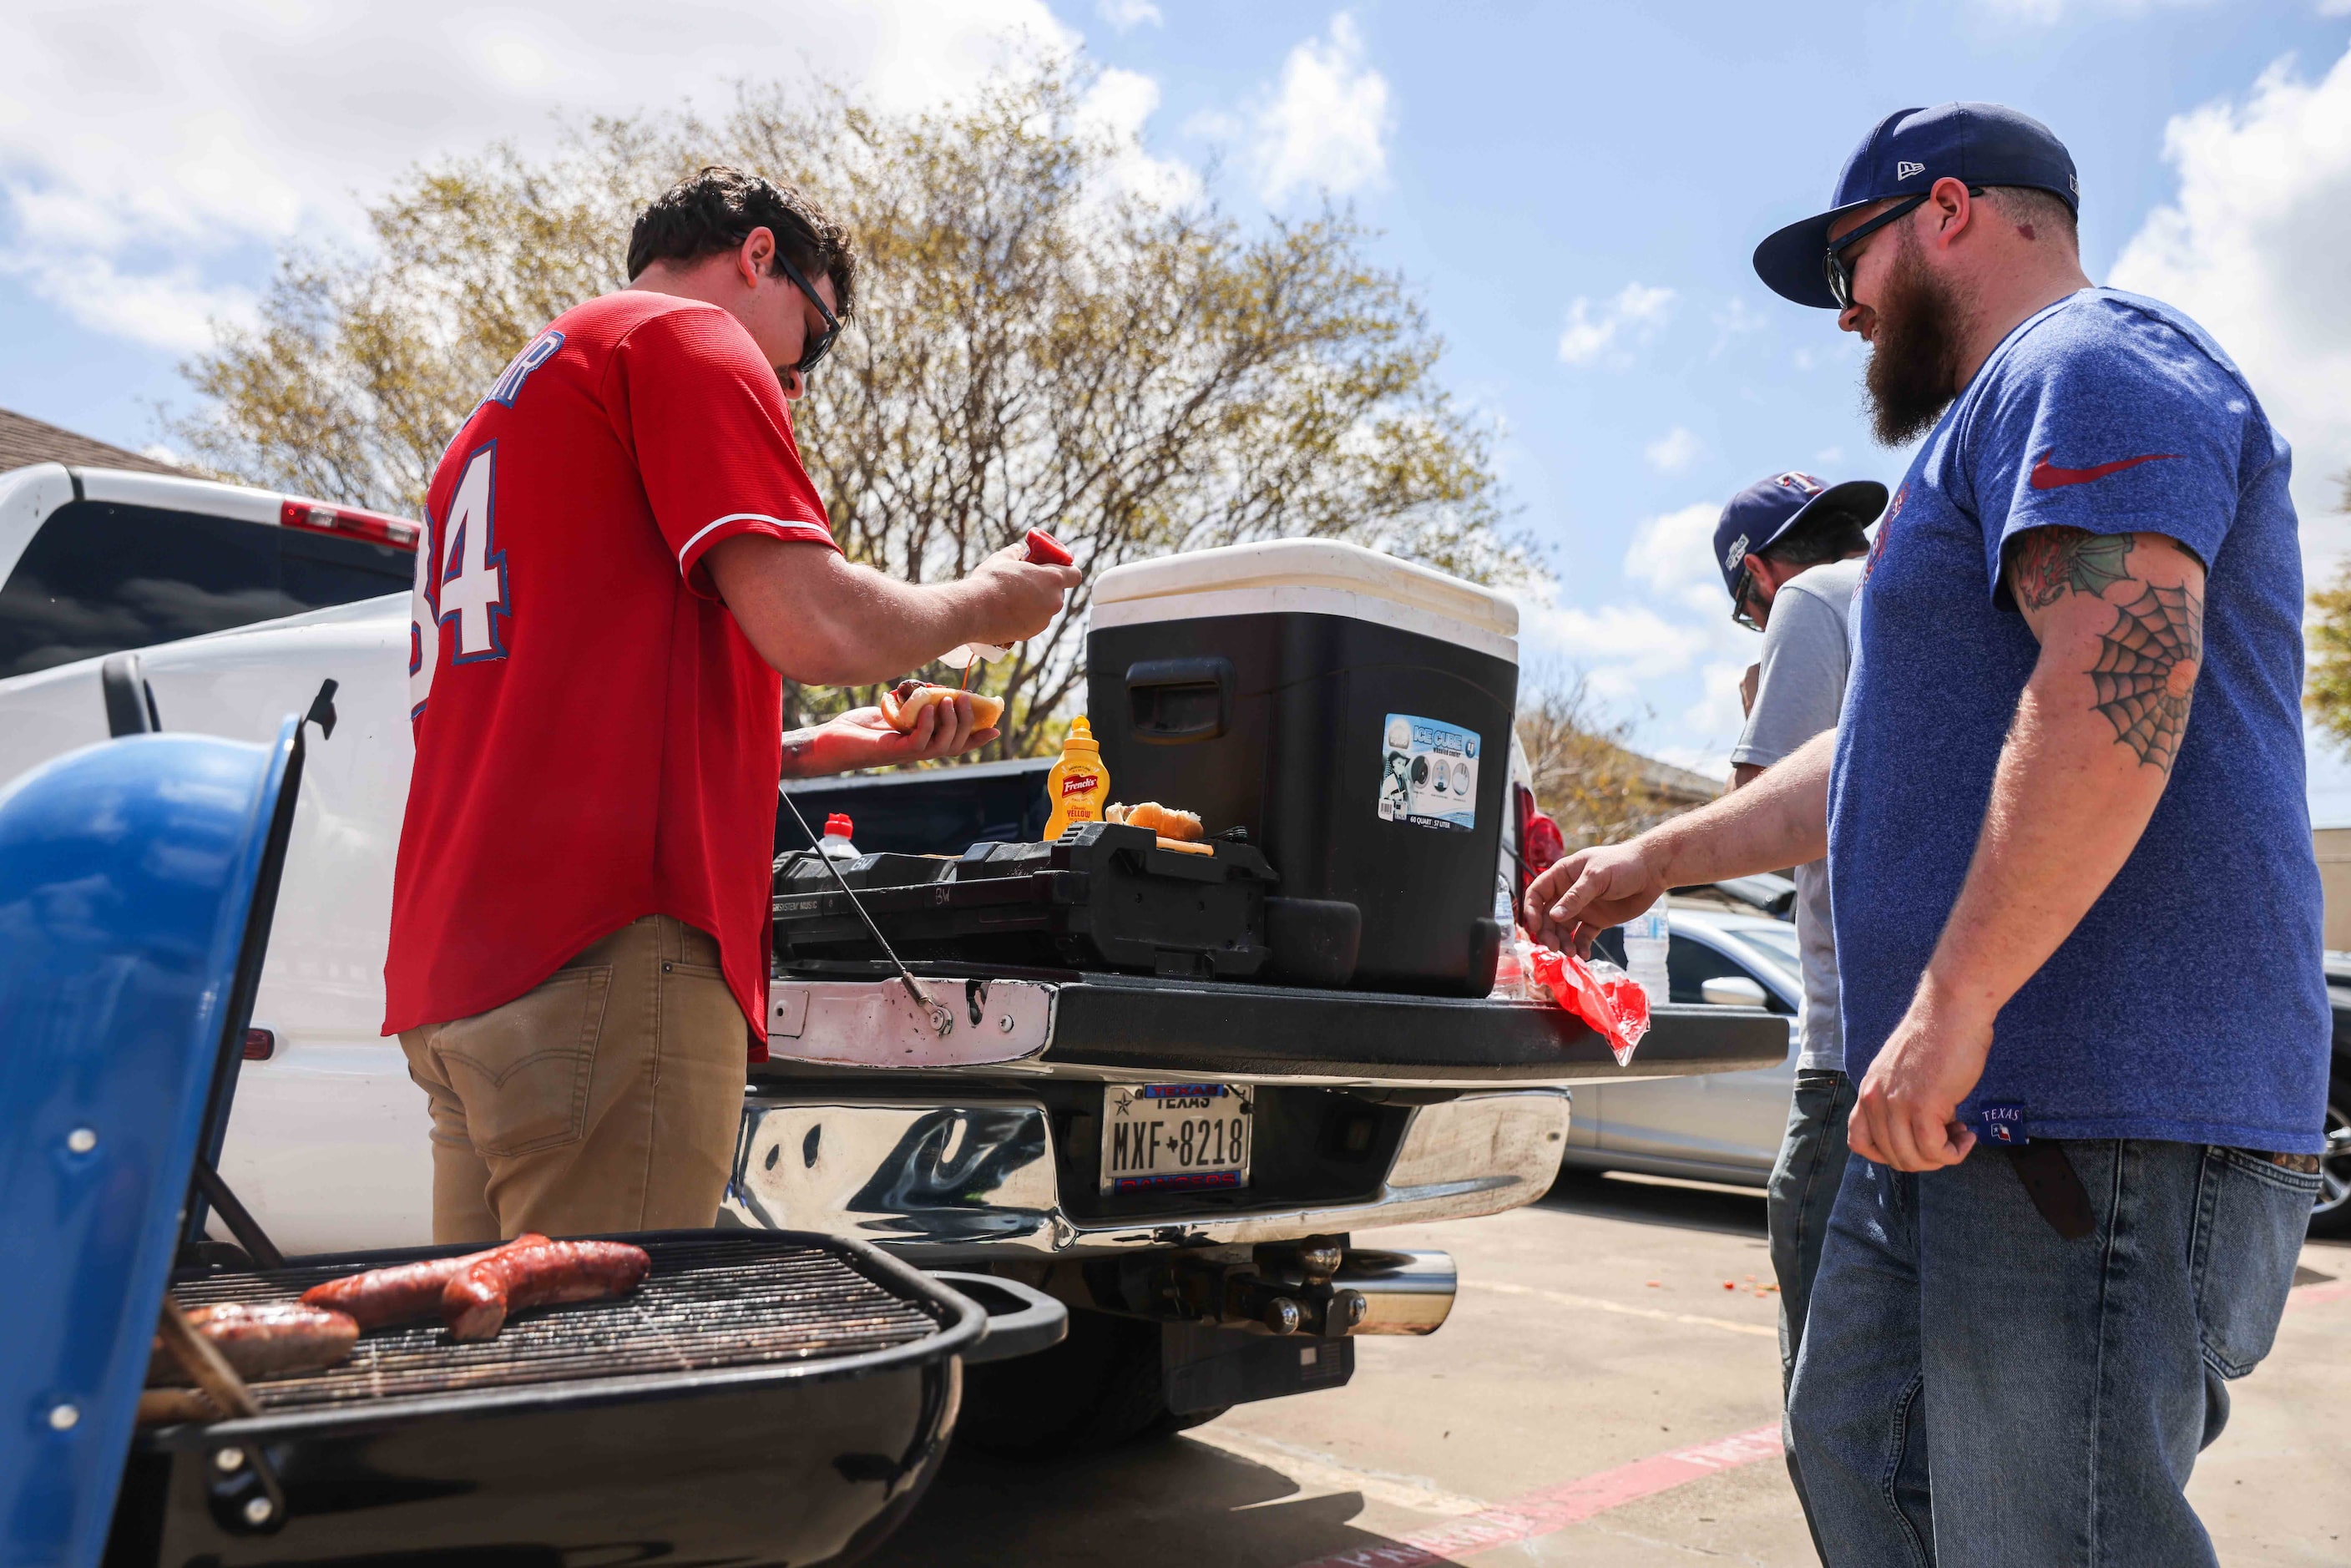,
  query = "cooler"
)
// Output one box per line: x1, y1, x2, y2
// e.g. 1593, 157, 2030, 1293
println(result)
1086, 539, 1519, 997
